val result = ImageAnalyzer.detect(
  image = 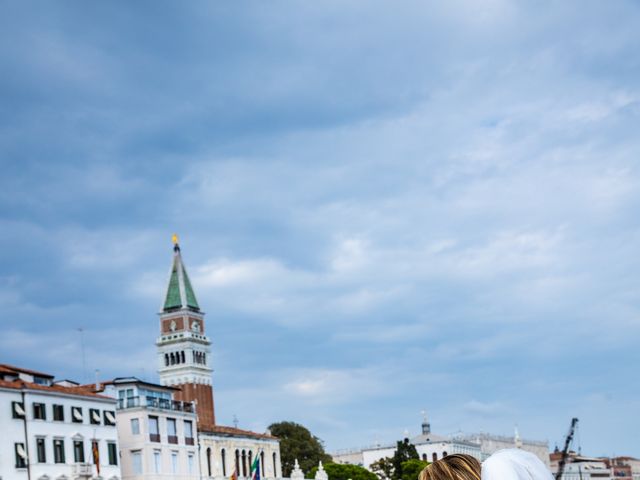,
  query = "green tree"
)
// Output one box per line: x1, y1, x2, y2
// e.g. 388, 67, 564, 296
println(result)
391, 439, 419, 480
307, 463, 378, 480
400, 459, 429, 480
268, 421, 332, 477
371, 457, 395, 480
